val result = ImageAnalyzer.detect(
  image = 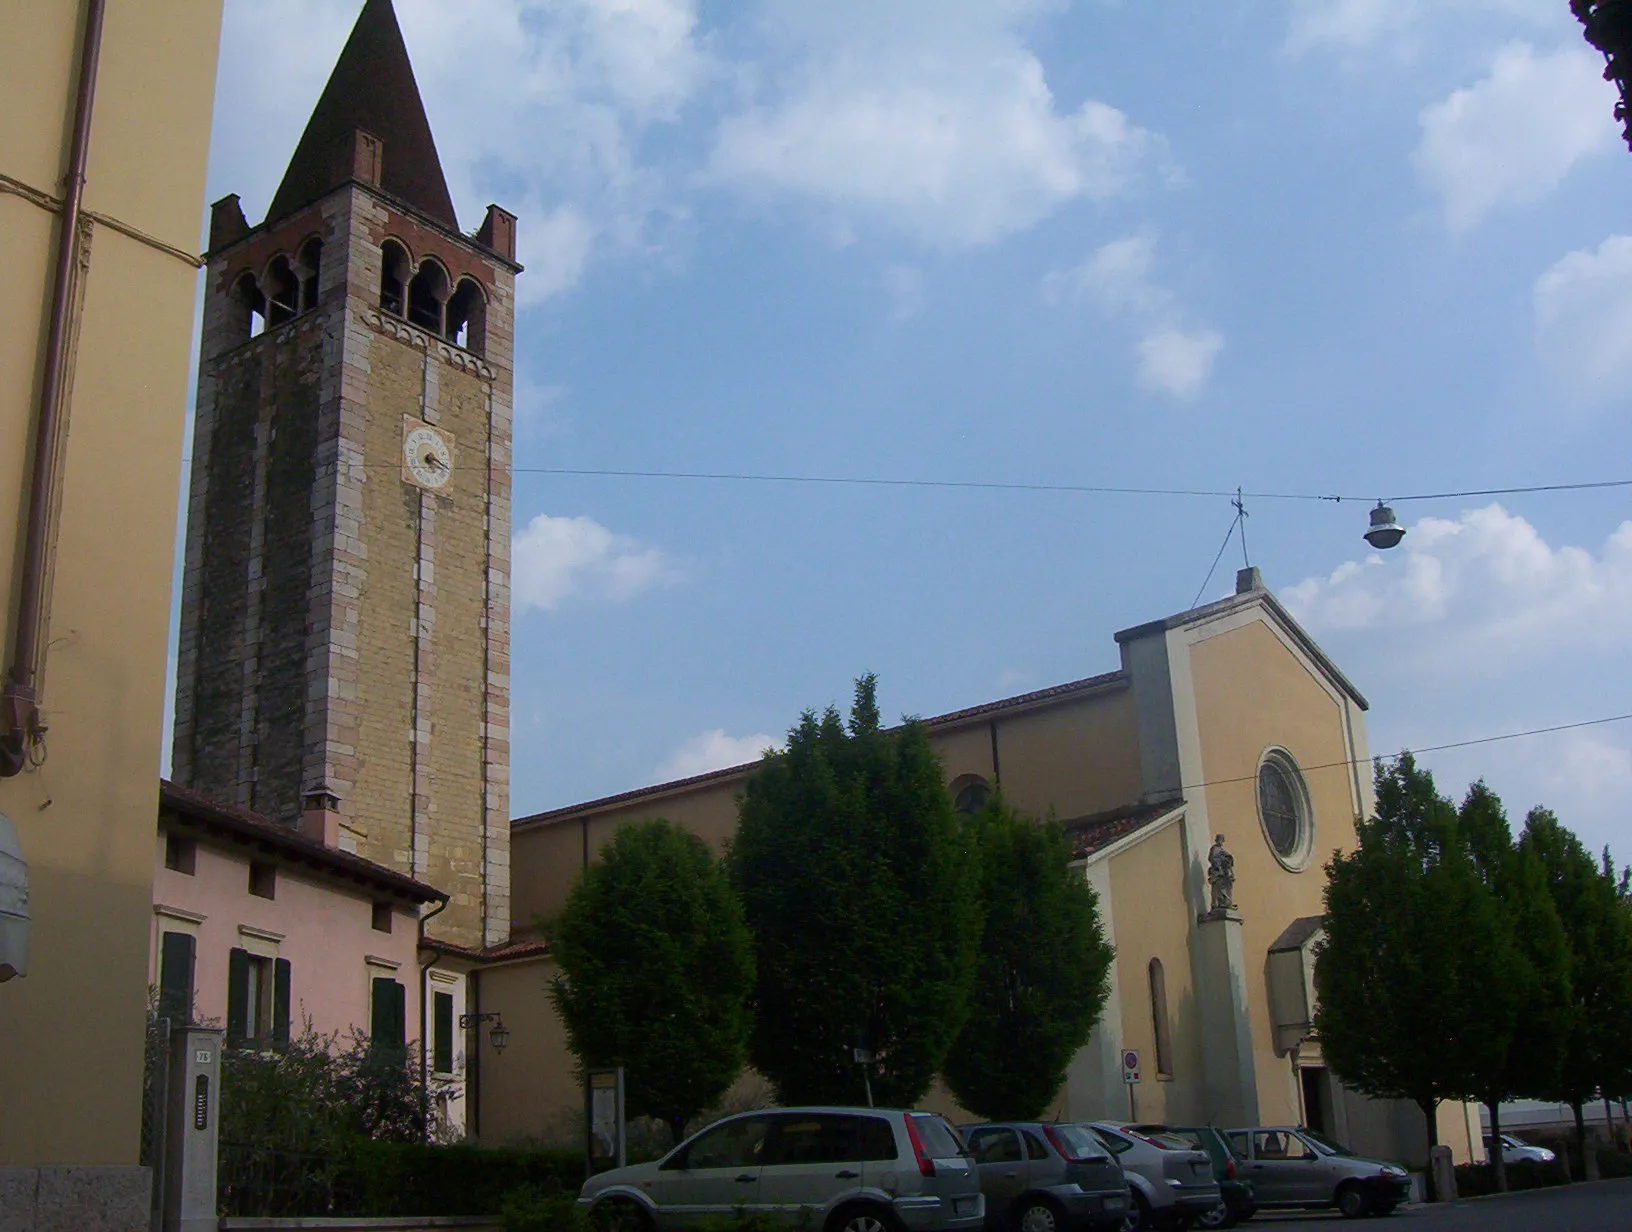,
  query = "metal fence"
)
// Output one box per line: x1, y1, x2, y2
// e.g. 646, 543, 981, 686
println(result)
218, 1142, 346, 1218
140, 1015, 170, 1231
